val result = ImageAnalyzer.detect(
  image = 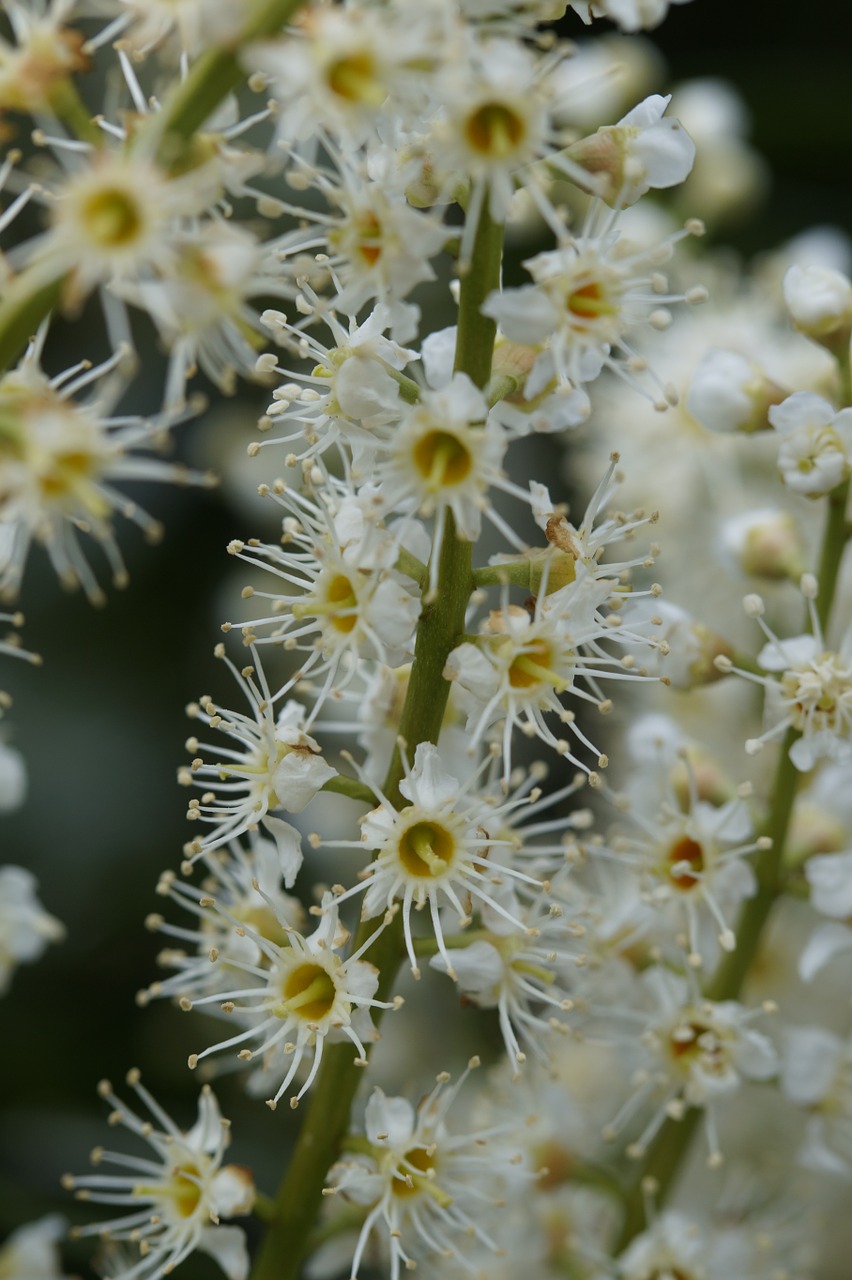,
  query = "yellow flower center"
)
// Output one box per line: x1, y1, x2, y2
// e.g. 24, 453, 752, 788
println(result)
464, 101, 526, 160
325, 50, 385, 105
398, 819, 455, 877
79, 186, 144, 249
666, 835, 704, 890
279, 962, 337, 1021
412, 429, 473, 489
